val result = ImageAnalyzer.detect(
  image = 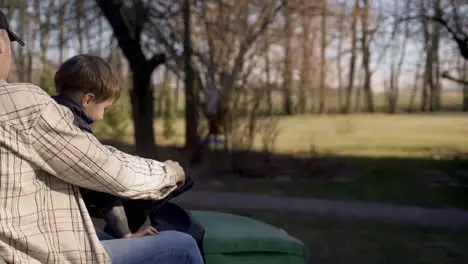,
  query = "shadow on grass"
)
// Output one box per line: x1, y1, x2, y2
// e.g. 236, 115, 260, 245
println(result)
233, 210, 468, 264
101, 139, 468, 209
